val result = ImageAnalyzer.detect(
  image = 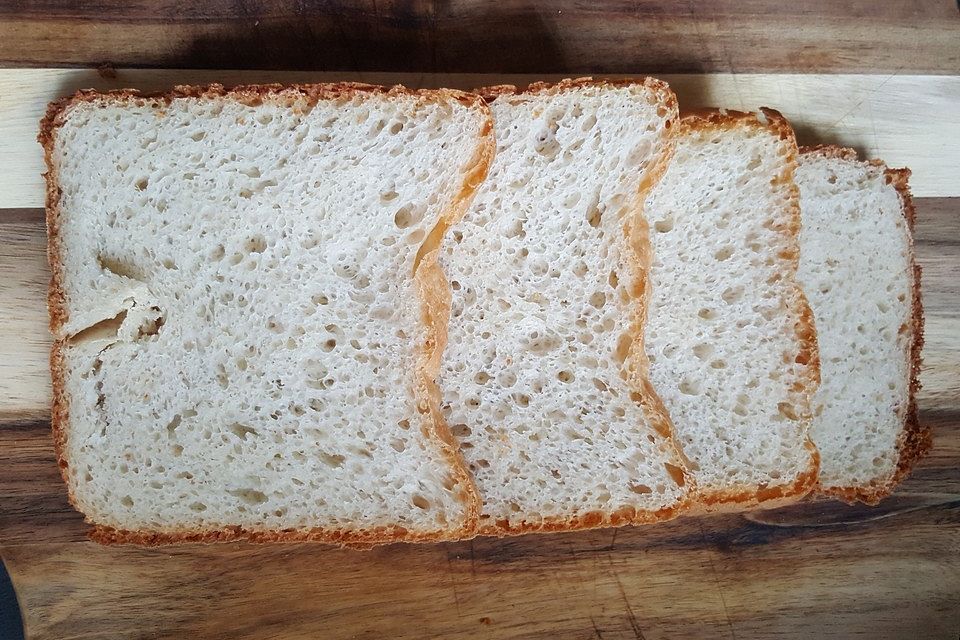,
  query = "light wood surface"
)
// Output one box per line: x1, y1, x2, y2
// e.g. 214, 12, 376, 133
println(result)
0, 0, 958, 74
2, 70, 959, 208
0, 69, 958, 639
